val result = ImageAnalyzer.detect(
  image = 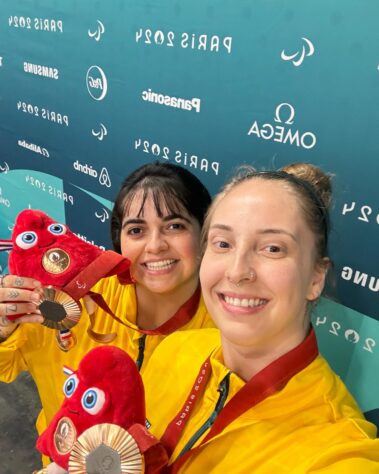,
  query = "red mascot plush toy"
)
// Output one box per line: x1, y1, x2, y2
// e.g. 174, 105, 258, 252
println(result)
0, 209, 132, 350
34, 345, 168, 474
